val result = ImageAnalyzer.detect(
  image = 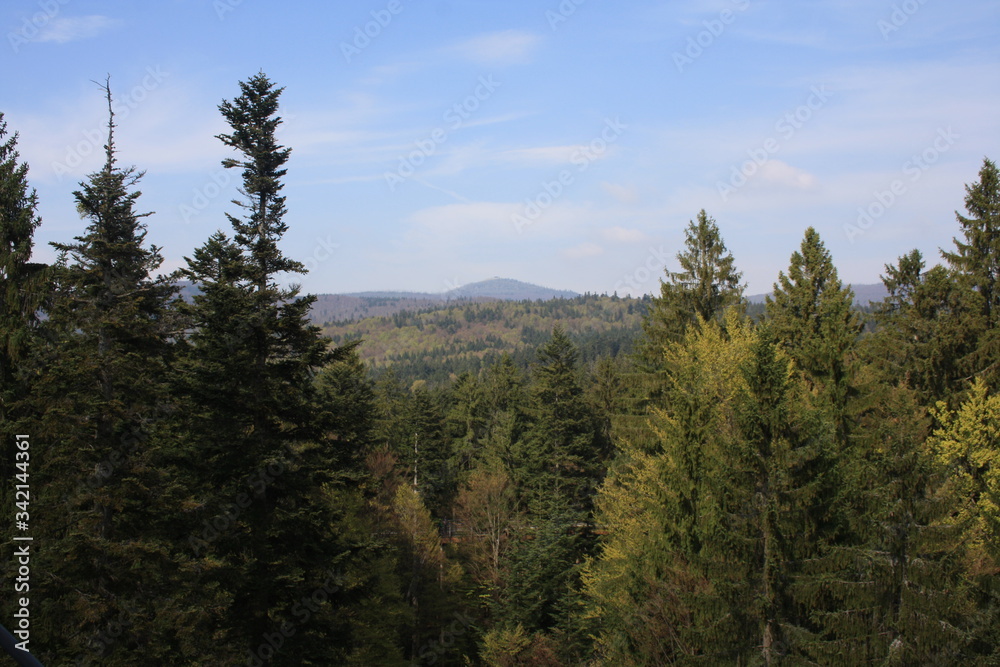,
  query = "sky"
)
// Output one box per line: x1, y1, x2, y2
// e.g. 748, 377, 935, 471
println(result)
2, 0, 999, 297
